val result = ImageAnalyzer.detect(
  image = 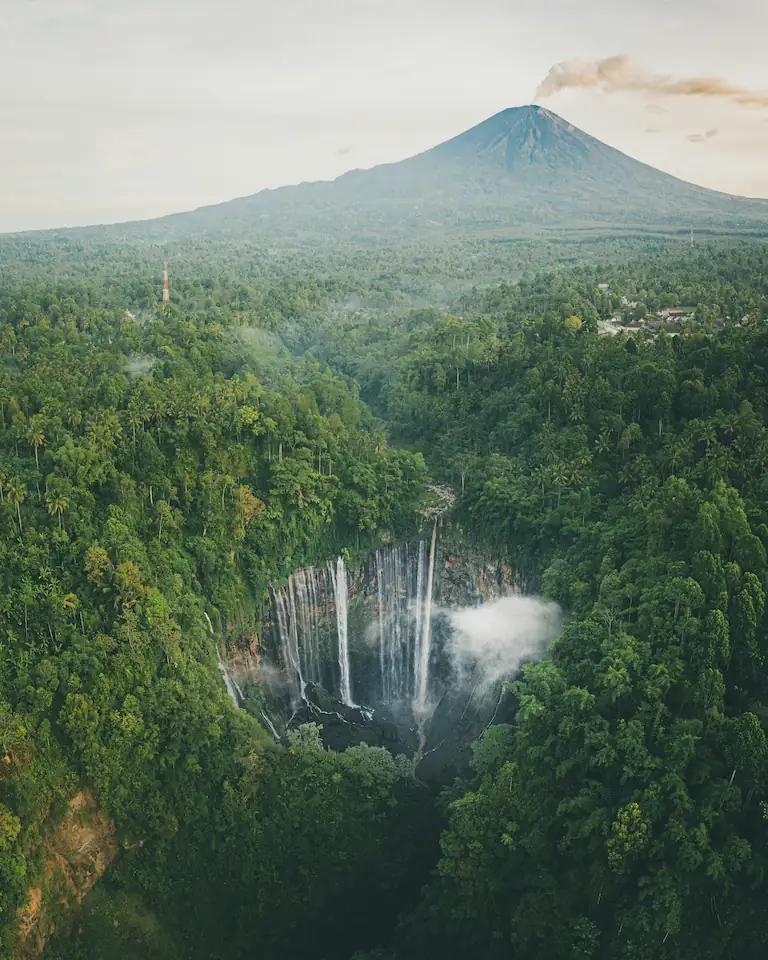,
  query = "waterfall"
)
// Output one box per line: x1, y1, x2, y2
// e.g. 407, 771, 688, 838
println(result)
374, 531, 438, 712
330, 557, 353, 705
273, 563, 350, 704
376, 544, 410, 703
414, 519, 438, 713
218, 659, 242, 709
270, 531, 439, 715
273, 582, 305, 704
261, 710, 281, 740
206, 611, 242, 709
